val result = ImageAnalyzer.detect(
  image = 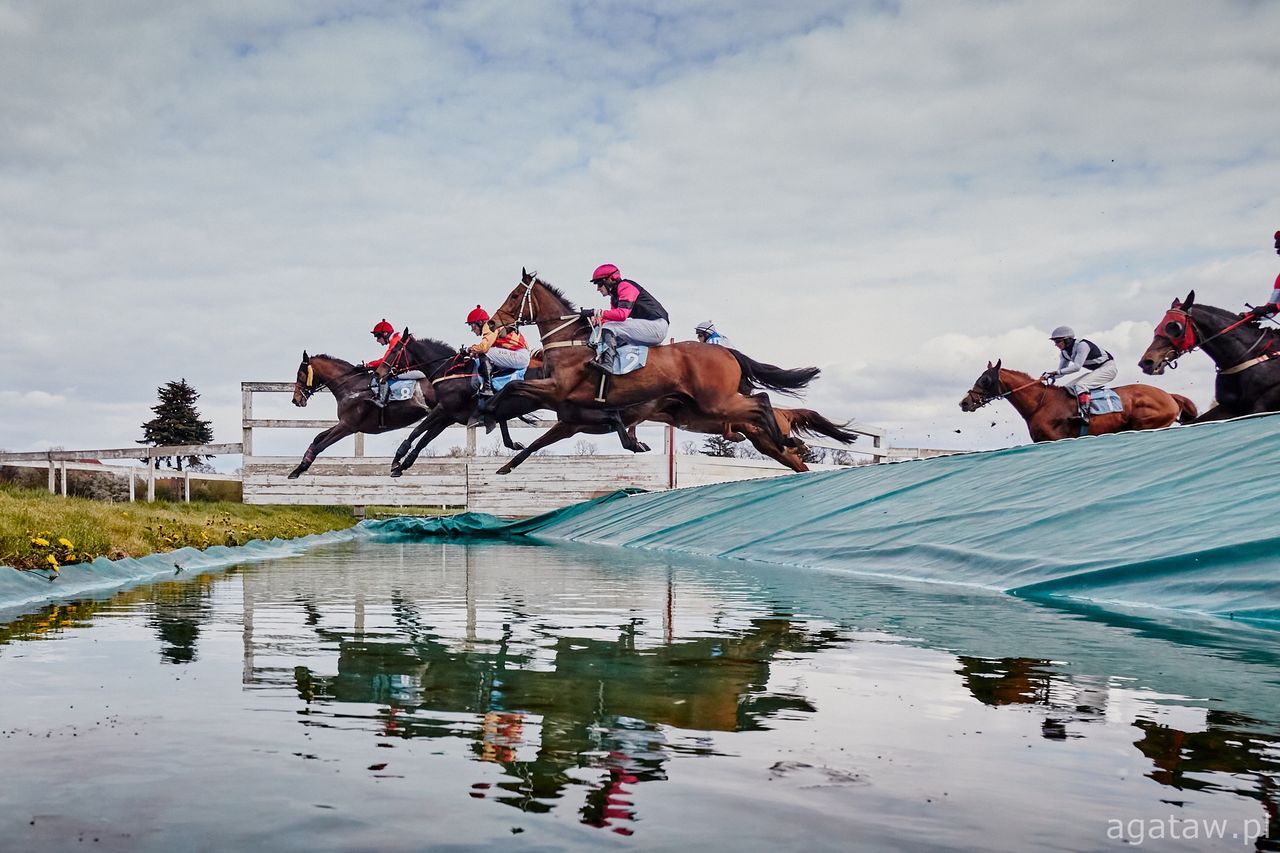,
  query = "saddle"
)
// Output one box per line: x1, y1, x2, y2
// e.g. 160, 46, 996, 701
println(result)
1066, 386, 1123, 415
589, 327, 649, 376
